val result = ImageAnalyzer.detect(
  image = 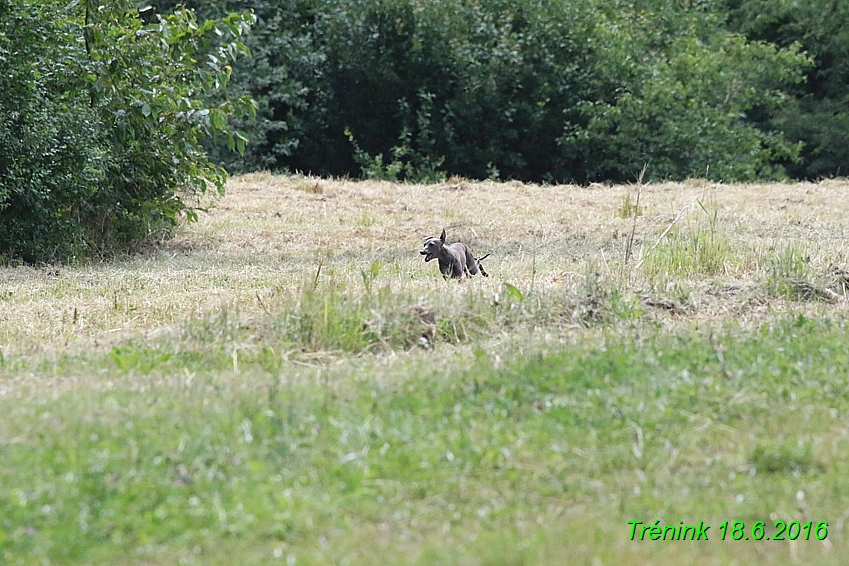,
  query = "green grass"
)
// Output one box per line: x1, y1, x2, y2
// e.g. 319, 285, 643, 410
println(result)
4, 175, 849, 564
617, 188, 643, 219
641, 201, 736, 279
767, 244, 814, 298
2, 315, 847, 564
